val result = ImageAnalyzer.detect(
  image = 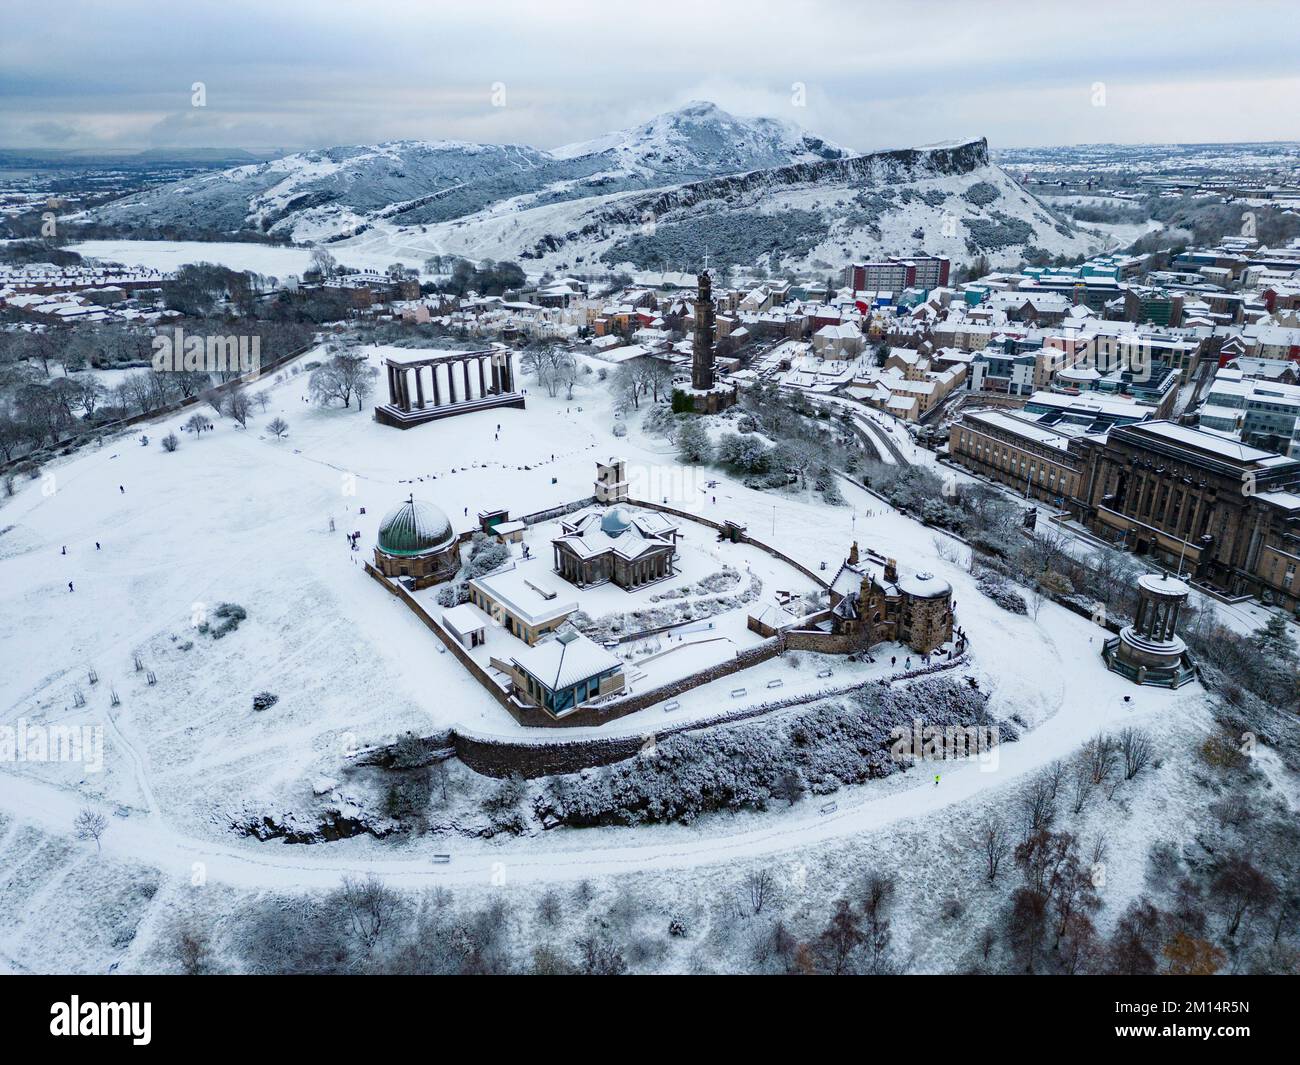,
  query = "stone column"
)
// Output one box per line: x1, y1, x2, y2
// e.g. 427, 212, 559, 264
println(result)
463, 359, 472, 401
432, 363, 442, 406
490, 358, 500, 394
387, 365, 396, 405
415, 365, 425, 409
478, 356, 487, 397
447, 363, 457, 404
